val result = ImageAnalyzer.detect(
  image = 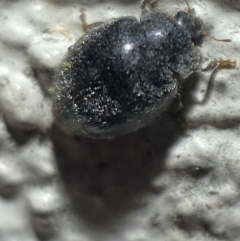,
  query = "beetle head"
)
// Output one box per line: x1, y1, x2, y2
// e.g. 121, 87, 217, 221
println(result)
175, 11, 205, 46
